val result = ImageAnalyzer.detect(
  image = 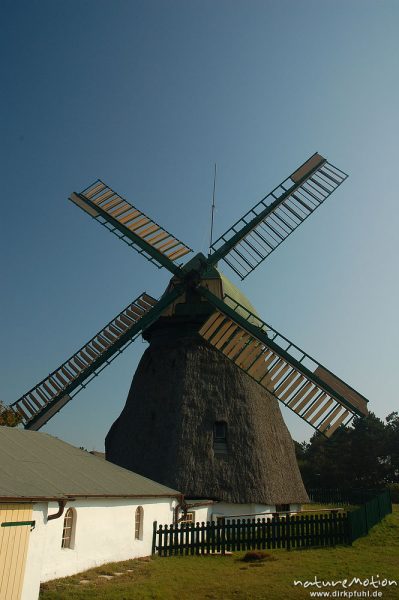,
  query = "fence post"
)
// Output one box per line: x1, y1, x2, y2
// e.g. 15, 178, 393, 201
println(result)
199, 521, 205, 555
231, 519, 236, 552
210, 520, 216, 553
388, 488, 393, 514
152, 521, 157, 555
205, 521, 211, 554
286, 514, 291, 551
165, 524, 170, 556
221, 518, 226, 555
363, 504, 369, 534
158, 523, 163, 557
